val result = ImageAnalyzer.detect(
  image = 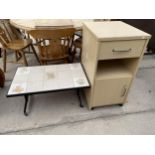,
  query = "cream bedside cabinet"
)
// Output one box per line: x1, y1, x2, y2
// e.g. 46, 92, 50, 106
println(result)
81, 21, 151, 110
